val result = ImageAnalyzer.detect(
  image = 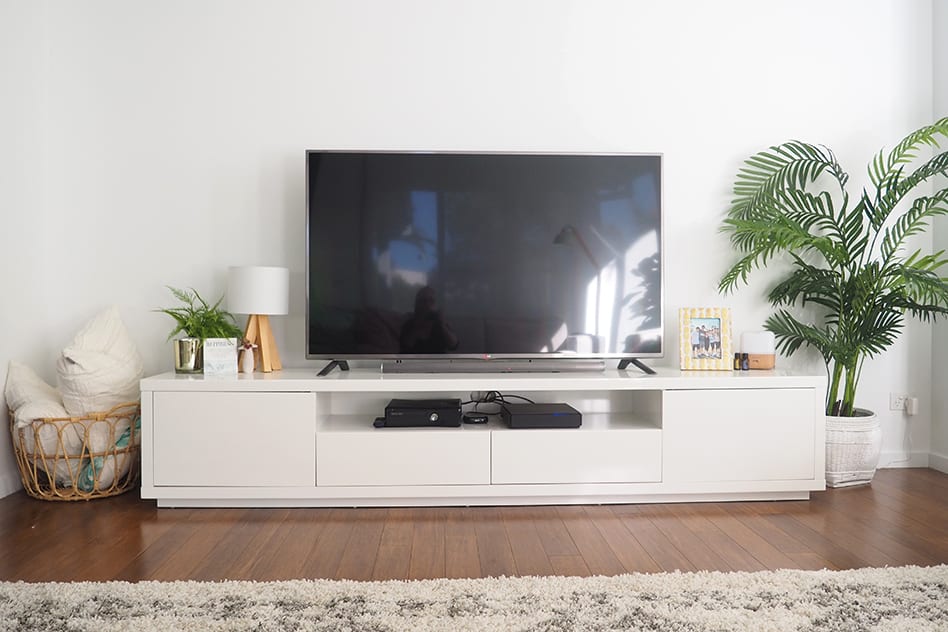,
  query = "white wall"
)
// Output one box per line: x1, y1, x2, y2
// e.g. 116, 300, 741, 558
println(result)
0, 1, 52, 497
931, 0, 948, 474
0, 0, 938, 495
